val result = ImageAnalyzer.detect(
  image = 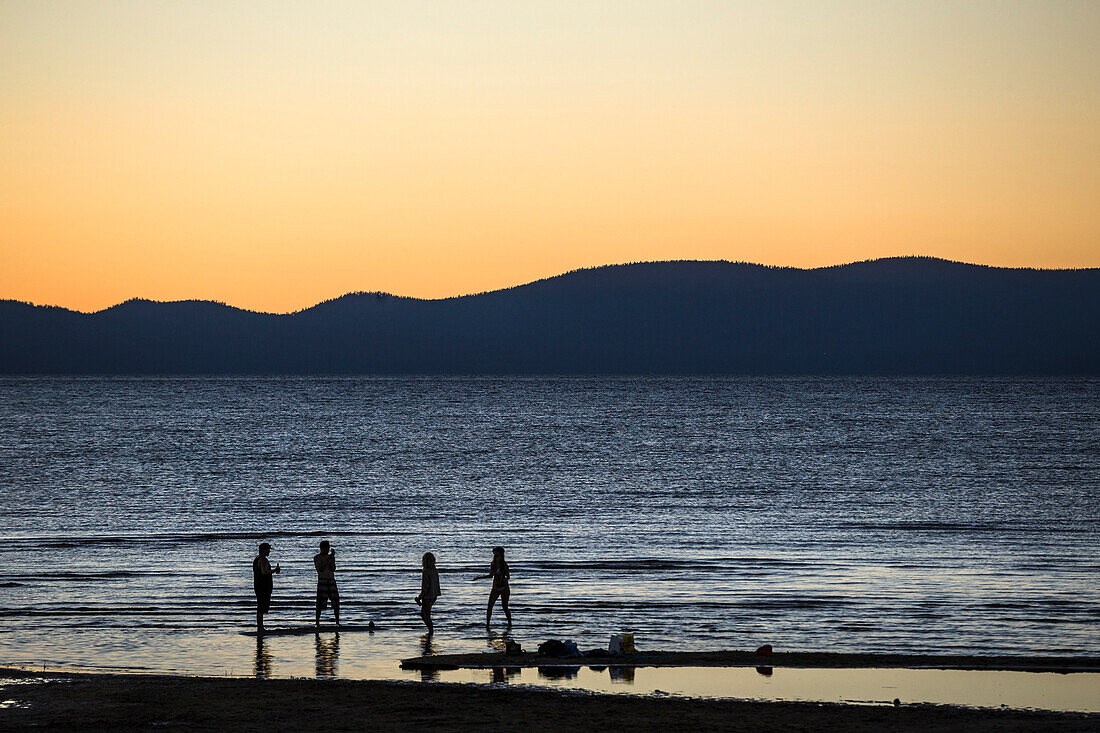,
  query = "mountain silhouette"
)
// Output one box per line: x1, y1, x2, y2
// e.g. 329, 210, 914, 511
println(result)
2, 258, 1098, 374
